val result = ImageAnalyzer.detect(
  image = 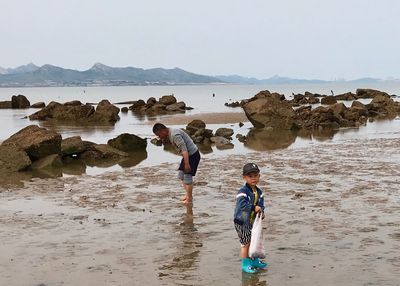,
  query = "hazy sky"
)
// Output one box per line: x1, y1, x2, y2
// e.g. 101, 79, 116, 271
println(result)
1, 0, 399, 80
